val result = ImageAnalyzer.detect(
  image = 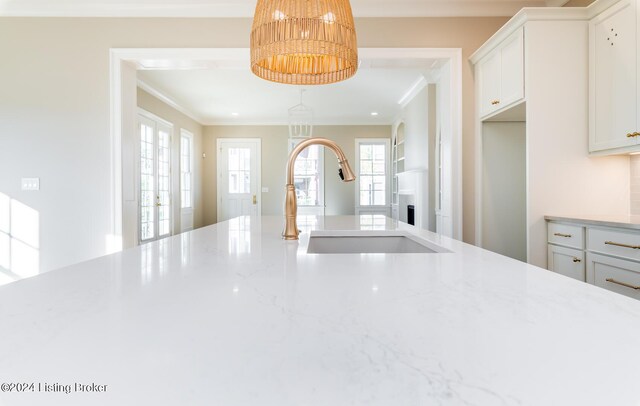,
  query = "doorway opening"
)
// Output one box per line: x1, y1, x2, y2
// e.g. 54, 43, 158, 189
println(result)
109, 48, 463, 250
